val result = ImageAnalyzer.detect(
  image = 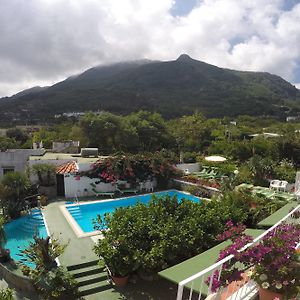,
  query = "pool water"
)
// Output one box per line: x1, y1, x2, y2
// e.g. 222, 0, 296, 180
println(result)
66, 190, 201, 233
4, 209, 47, 267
